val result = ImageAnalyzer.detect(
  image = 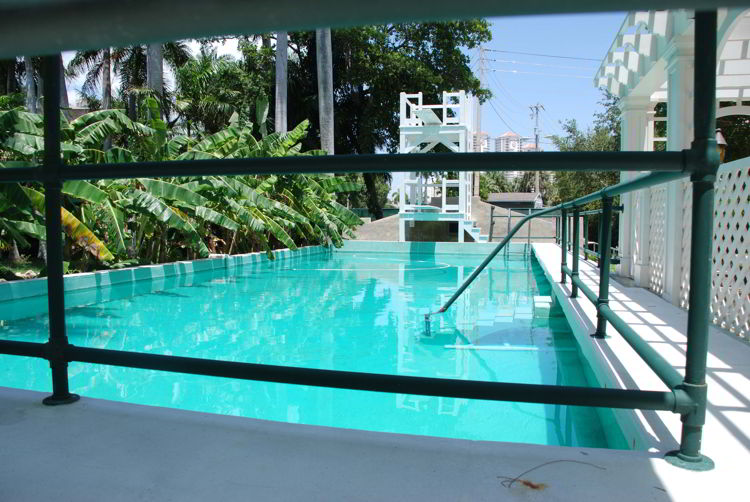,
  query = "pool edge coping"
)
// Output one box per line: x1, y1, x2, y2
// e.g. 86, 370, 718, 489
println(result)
0, 244, 330, 303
